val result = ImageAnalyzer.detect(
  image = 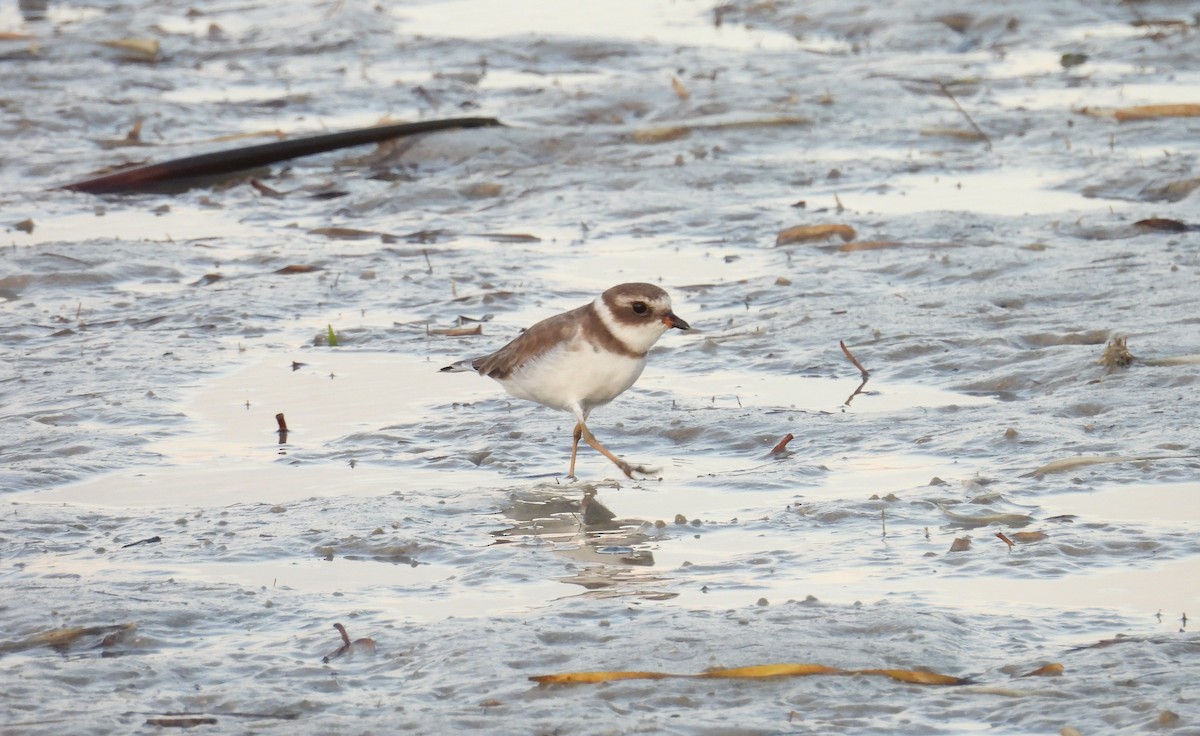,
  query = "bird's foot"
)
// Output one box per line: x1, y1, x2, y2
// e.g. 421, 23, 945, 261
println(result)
618, 461, 661, 479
